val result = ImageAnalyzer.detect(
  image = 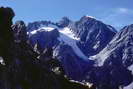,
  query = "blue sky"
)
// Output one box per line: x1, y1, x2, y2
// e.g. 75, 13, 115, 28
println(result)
0, 0, 133, 30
